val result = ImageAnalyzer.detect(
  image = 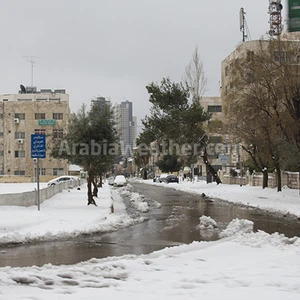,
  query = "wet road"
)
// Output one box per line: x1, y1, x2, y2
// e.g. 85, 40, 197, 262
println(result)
1, 182, 300, 268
